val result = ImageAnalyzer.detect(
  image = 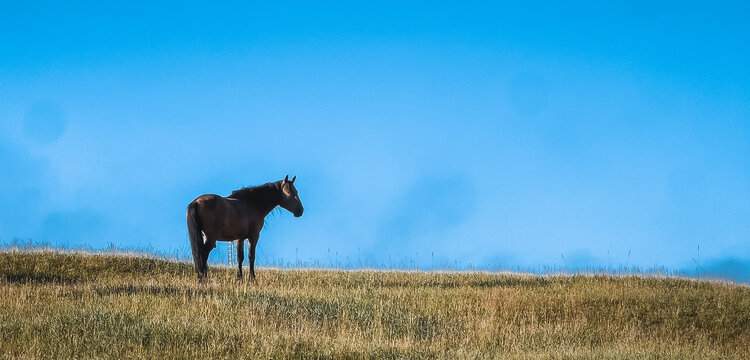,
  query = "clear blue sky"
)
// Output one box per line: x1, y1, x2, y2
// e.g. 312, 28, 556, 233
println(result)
1, 2, 749, 280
